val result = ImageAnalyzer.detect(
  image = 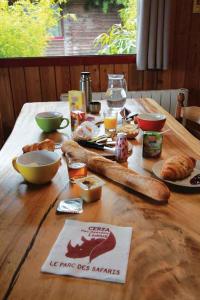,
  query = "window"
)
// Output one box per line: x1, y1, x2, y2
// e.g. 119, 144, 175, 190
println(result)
0, 0, 137, 58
